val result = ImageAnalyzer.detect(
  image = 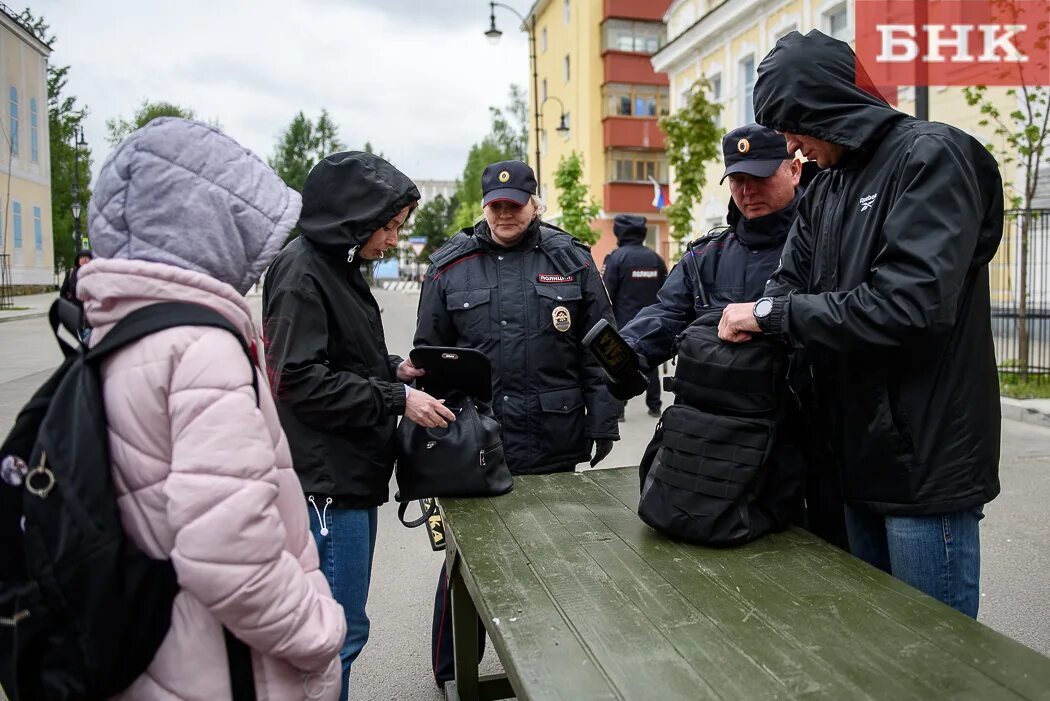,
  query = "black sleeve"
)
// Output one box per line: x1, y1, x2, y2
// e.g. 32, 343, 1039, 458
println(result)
765, 202, 815, 298
602, 251, 621, 304
263, 282, 406, 432
578, 254, 620, 440
414, 265, 456, 347
782, 135, 986, 351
